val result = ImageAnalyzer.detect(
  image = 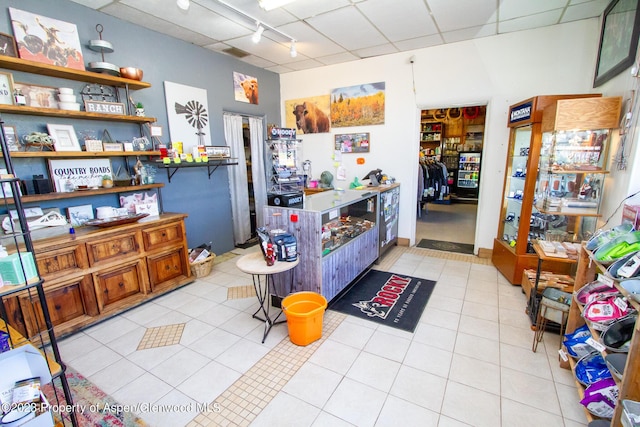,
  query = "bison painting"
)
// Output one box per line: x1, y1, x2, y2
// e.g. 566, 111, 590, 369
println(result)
292, 102, 330, 134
